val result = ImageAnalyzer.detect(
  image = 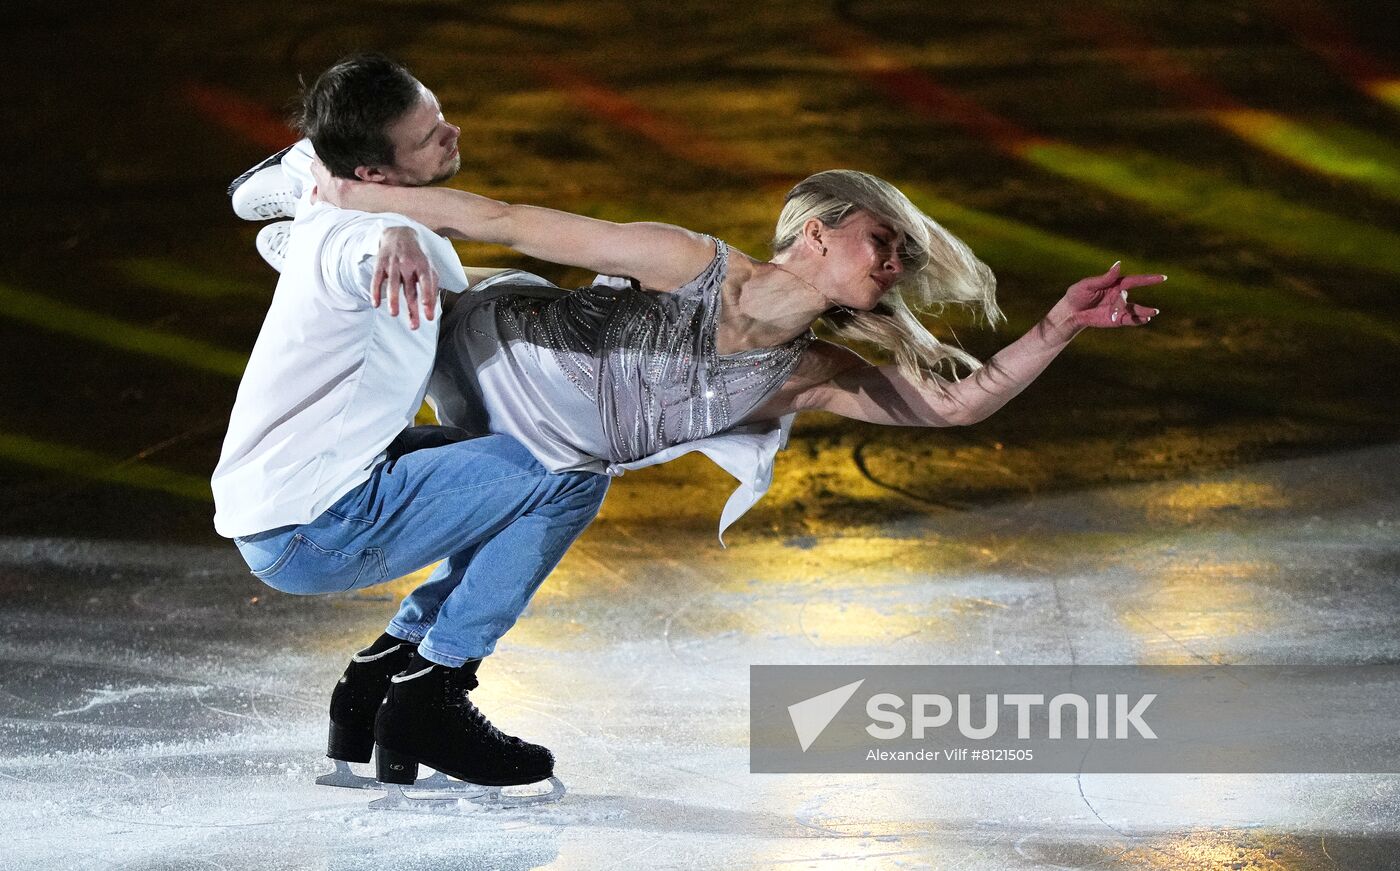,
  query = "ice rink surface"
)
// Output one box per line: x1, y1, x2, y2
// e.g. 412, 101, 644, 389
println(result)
3, 442, 1399, 870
